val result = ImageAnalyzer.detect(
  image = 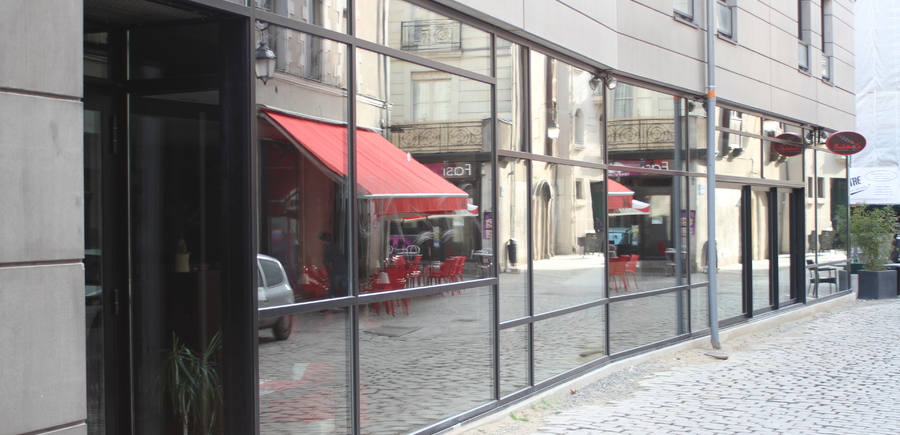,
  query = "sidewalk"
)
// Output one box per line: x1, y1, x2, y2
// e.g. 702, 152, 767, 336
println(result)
459, 298, 900, 435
